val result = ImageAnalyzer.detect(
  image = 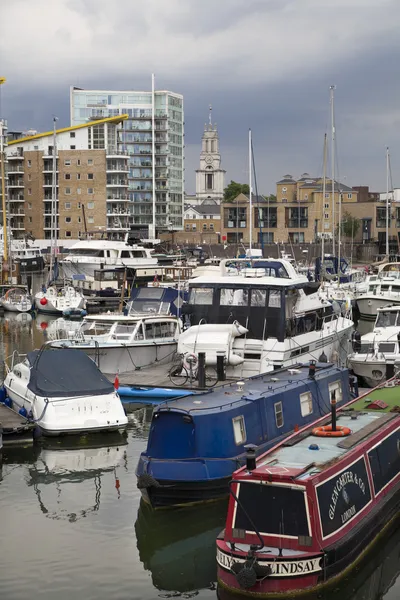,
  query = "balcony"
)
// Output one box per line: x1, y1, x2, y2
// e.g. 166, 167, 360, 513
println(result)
8, 178, 24, 188
107, 209, 131, 216
106, 178, 128, 187
9, 195, 24, 202
7, 165, 24, 174
9, 209, 25, 216
106, 147, 129, 156
107, 195, 128, 201
106, 163, 129, 173
287, 219, 309, 228
10, 223, 25, 230
132, 185, 152, 191
7, 150, 24, 159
